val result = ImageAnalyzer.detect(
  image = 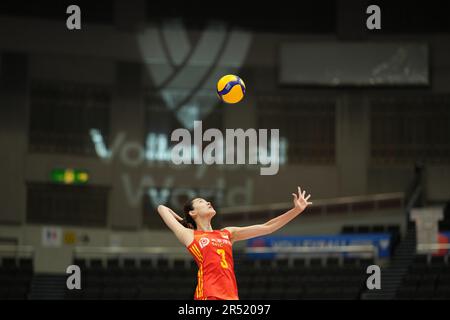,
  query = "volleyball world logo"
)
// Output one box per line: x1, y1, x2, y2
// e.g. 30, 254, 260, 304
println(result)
137, 20, 252, 129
